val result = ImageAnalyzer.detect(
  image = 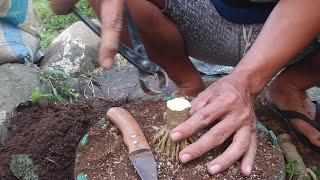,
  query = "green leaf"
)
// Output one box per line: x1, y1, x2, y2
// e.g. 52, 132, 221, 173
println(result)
29, 87, 43, 102
291, 160, 299, 164
293, 170, 301, 176
285, 164, 293, 174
